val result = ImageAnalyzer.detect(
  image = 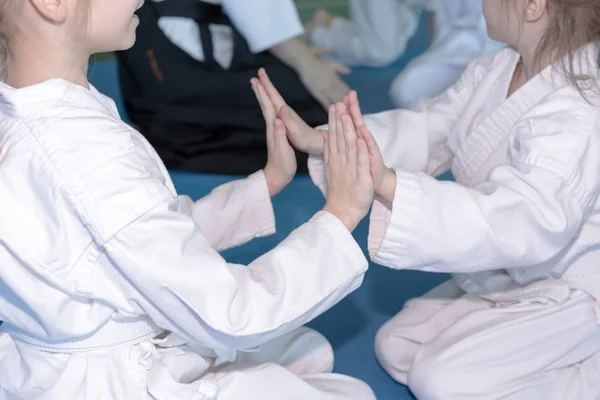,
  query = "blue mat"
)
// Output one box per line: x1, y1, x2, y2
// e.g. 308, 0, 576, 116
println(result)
88, 15, 450, 399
